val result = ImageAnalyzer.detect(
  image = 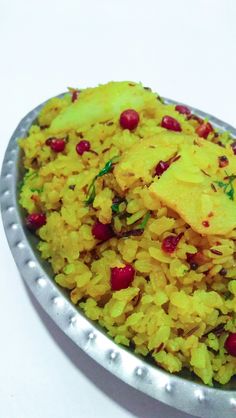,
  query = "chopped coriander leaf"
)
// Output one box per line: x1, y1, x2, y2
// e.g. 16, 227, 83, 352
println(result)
214, 172, 236, 201
85, 156, 119, 206
111, 203, 120, 213
137, 211, 151, 230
